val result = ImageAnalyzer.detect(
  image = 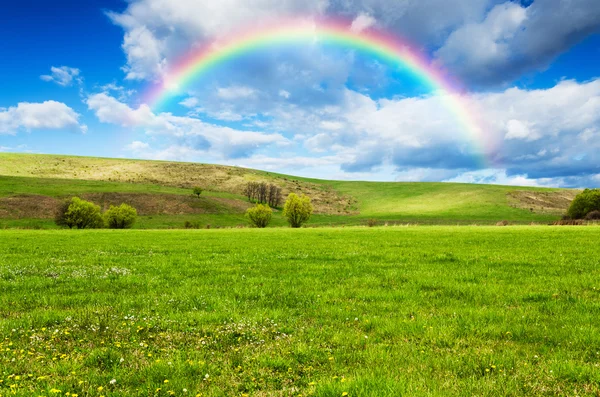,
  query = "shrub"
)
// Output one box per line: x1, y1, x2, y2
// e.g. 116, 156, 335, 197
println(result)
496, 220, 509, 226
585, 210, 600, 220
283, 193, 313, 228
55, 199, 74, 228
104, 203, 138, 229
246, 204, 273, 228
567, 189, 600, 219
193, 187, 203, 198
56, 197, 103, 229
367, 218, 378, 227
184, 221, 200, 229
